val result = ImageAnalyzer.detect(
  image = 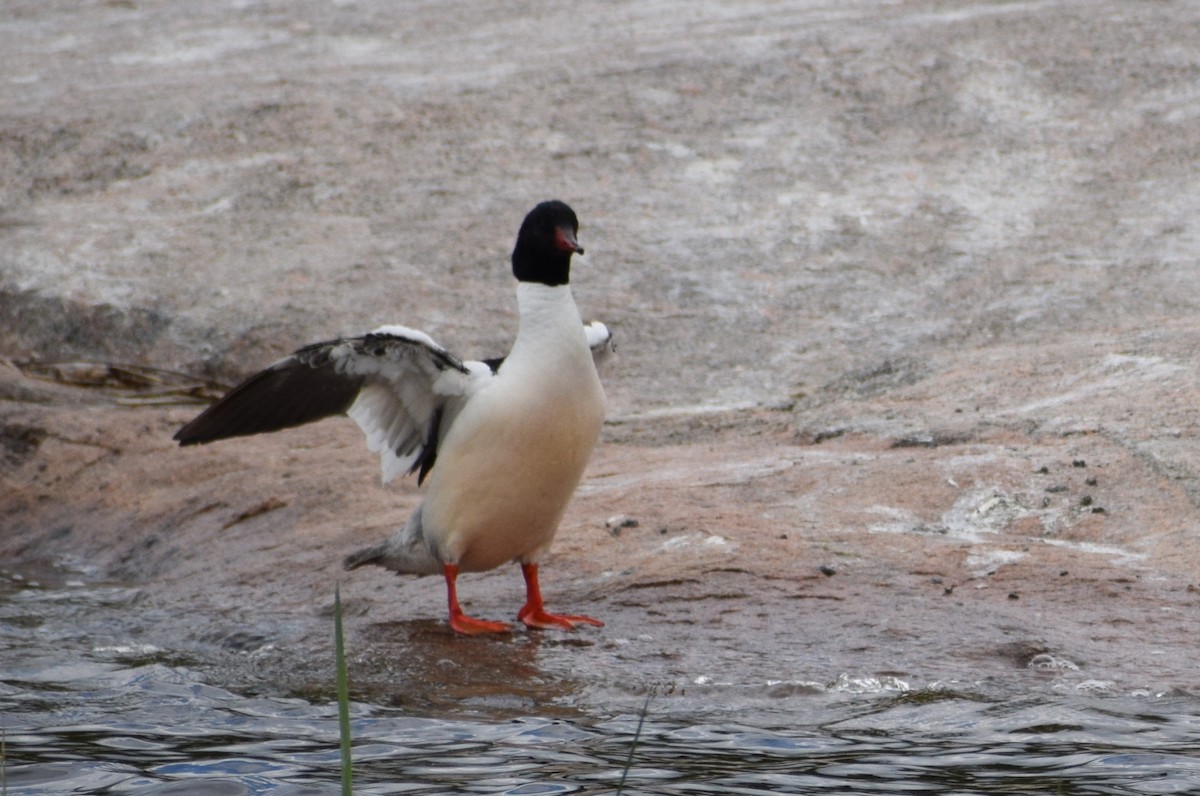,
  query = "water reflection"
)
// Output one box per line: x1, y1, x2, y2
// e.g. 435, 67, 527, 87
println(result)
3, 573, 1199, 794
351, 620, 587, 715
